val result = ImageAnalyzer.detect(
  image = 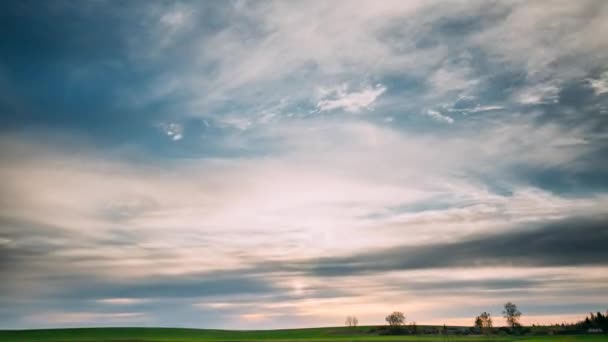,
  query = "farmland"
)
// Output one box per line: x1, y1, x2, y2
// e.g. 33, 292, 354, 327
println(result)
0, 326, 604, 342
